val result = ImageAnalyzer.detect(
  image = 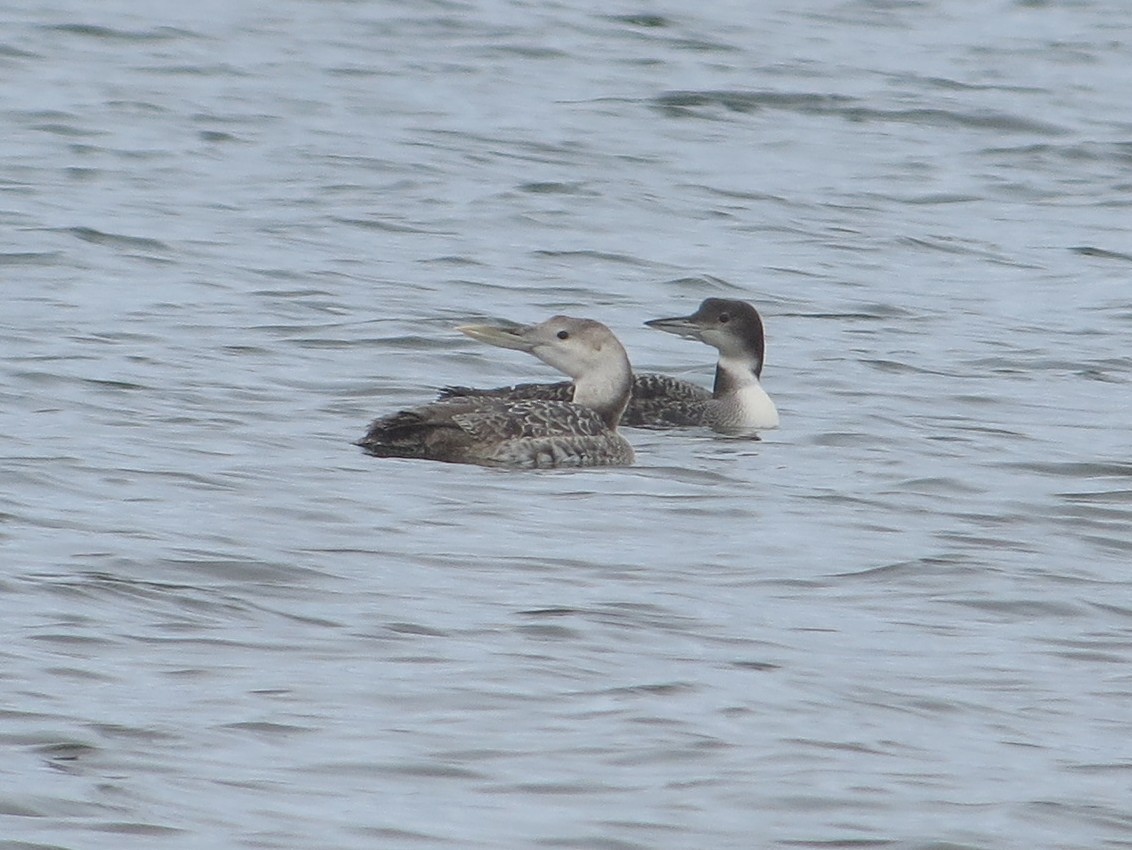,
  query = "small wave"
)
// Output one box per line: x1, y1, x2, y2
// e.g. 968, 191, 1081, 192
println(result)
41, 23, 196, 42
0, 251, 62, 266
64, 227, 171, 253
605, 13, 672, 28
998, 461, 1132, 480
653, 89, 1067, 134
983, 141, 1132, 166
1070, 246, 1132, 263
